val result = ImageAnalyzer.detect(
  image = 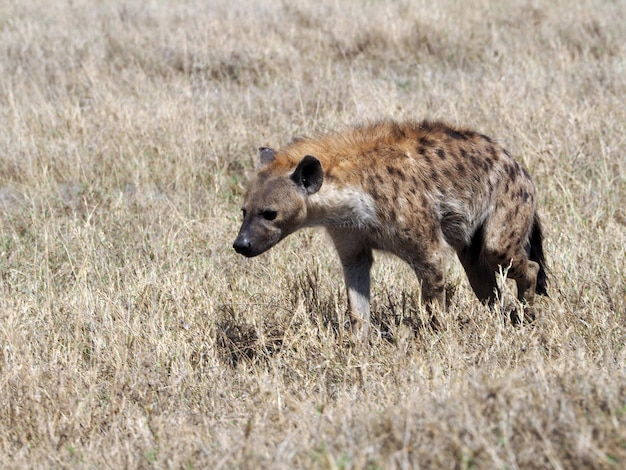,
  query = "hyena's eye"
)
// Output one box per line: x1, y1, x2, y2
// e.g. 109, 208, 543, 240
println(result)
261, 210, 277, 221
